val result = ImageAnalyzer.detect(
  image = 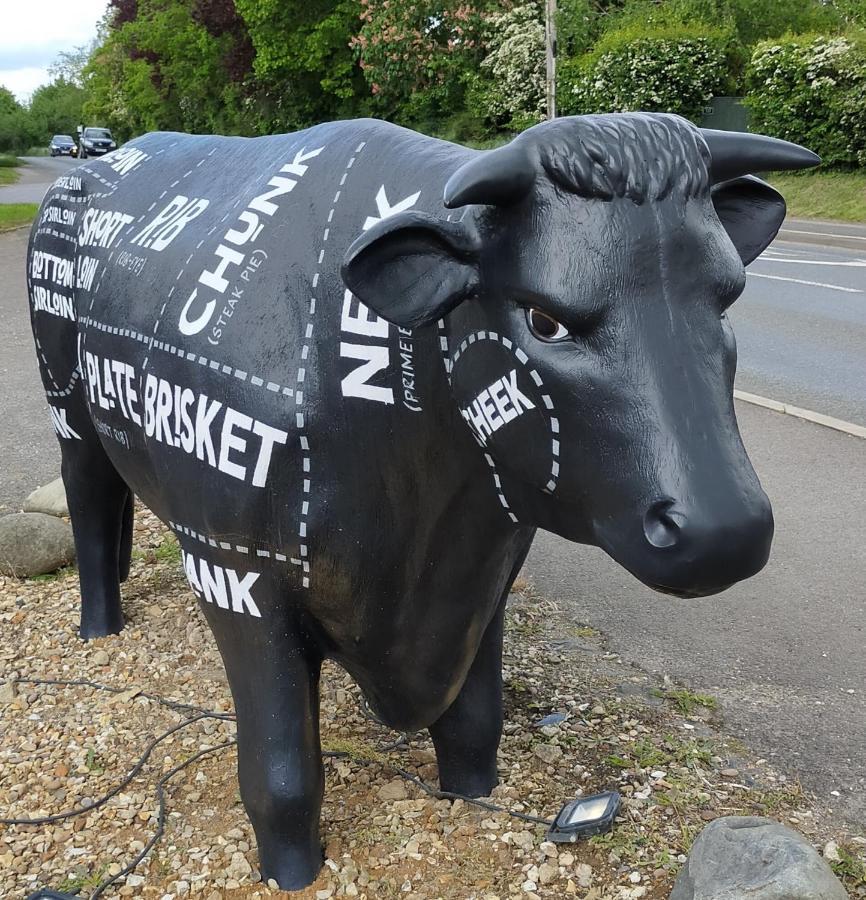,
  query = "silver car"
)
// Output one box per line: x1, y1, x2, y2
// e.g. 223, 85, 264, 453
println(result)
79, 127, 117, 159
